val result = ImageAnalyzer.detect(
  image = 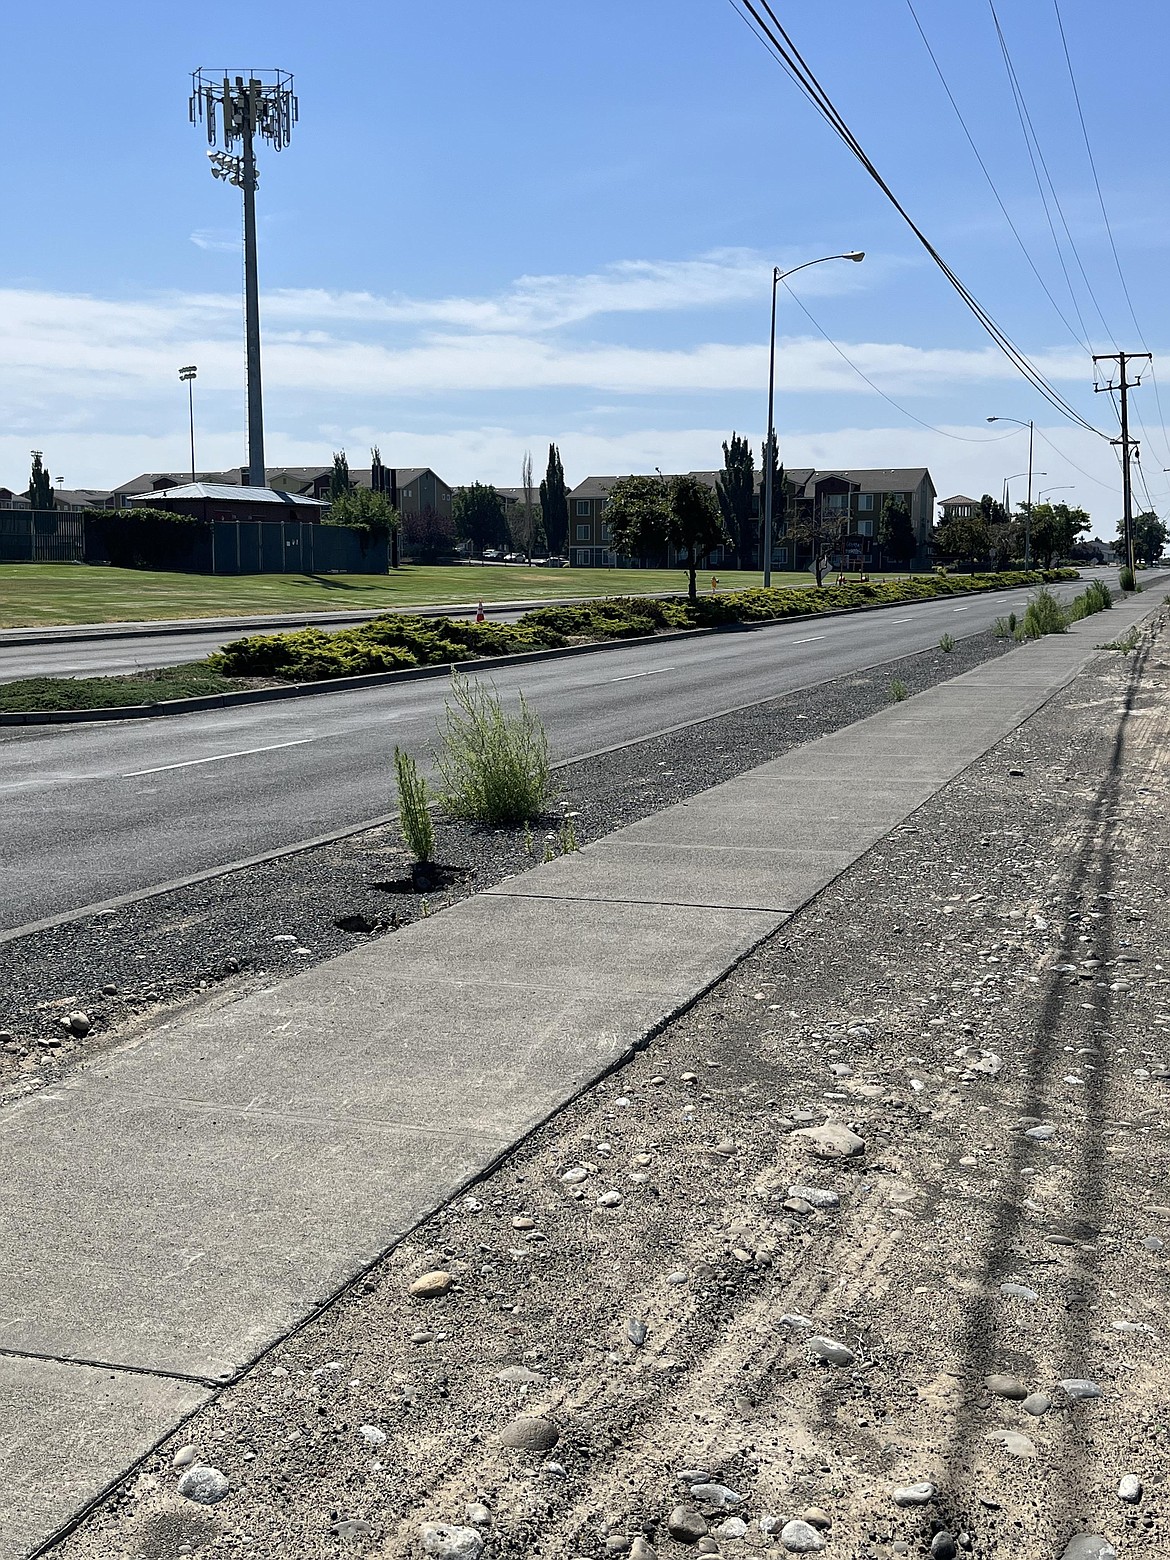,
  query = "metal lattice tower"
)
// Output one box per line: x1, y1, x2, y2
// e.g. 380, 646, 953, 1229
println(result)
190, 70, 298, 487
